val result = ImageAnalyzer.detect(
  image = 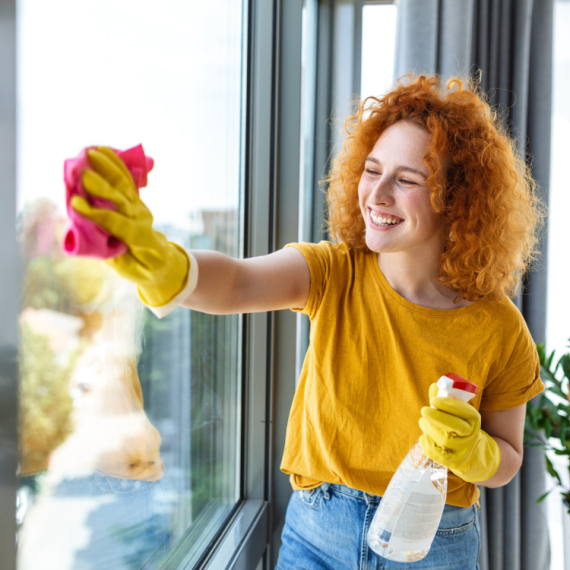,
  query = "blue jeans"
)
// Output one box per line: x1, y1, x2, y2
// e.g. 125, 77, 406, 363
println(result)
276, 483, 480, 570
